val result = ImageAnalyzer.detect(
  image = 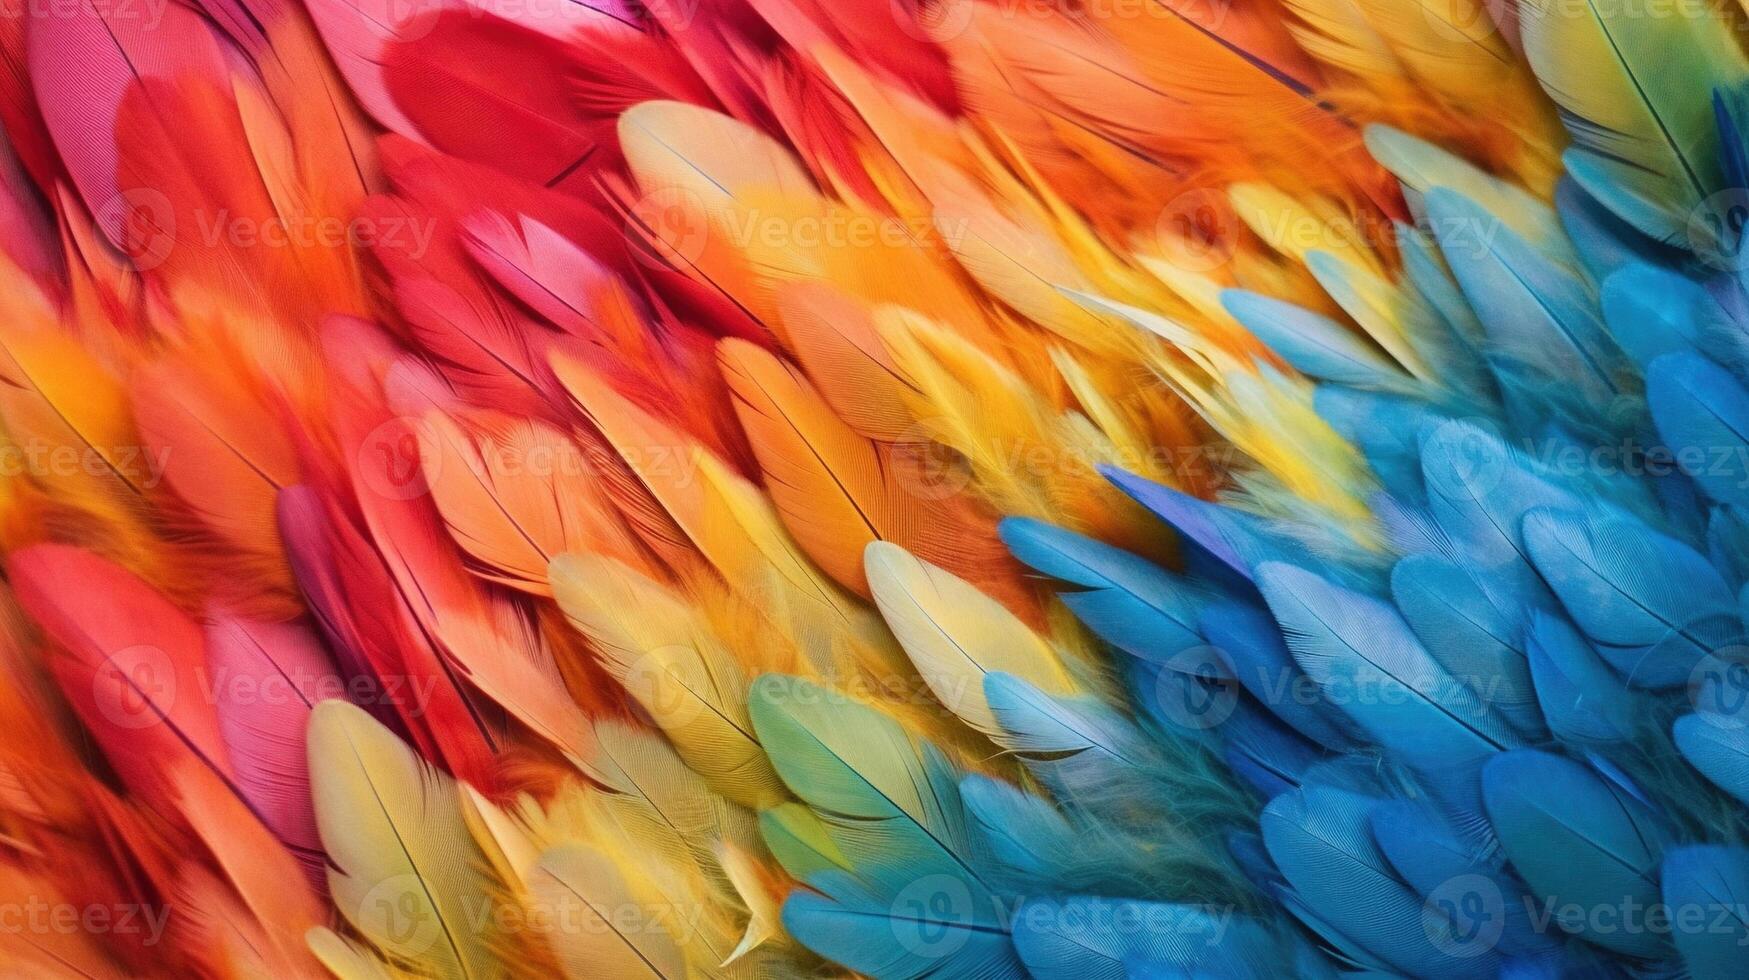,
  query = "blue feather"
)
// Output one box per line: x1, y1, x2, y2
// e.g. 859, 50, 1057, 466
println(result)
1707, 506, 1749, 588
959, 775, 1157, 898
1419, 419, 1578, 599
1661, 844, 1749, 980
1390, 553, 1546, 740
1482, 750, 1675, 960
1396, 221, 1487, 350
1261, 785, 1498, 977
1011, 898, 1284, 980
1221, 289, 1411, 390
1674, 712, 1749, 807
1101, 467, 1296, 586
781, 873, 1023, 980
1312, 387, 1448, 500
1256, 561, 1519, 838
1369, 800, 1558, 958
1599, 263, 1707, 369
985, 671, 1172, 804
999, 517, 1207, 663
1555, 177, 1684, 280
1524, 612, 1638, 745
1647, 351, 1749, 509
1425, 188, 1629, 402
1198, 598, 1361, 751
1521, 507, 1740, 688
